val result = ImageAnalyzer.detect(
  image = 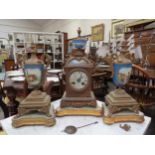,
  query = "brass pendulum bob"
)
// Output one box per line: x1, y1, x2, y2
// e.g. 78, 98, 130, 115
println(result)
63, 121, 98, 134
